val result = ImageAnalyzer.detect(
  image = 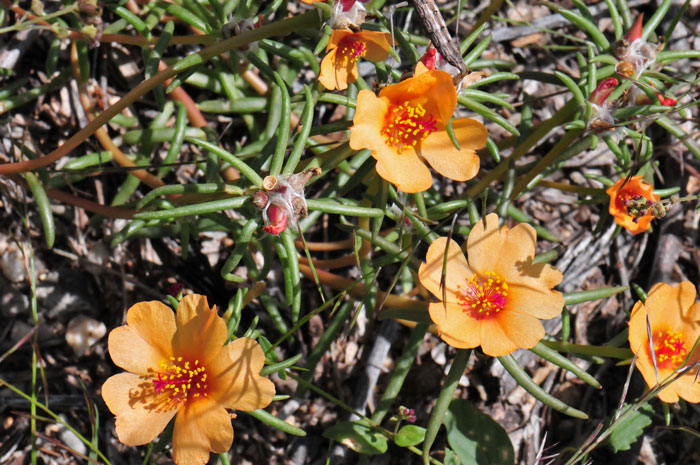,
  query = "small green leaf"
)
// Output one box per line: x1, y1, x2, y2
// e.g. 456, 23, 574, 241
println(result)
444, 399, 515, 465
247, 409, 306, 437
394, 425, 426, 447
608, 403, 654, 452
25, 172, 54, 249
323, 421, 388, 455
